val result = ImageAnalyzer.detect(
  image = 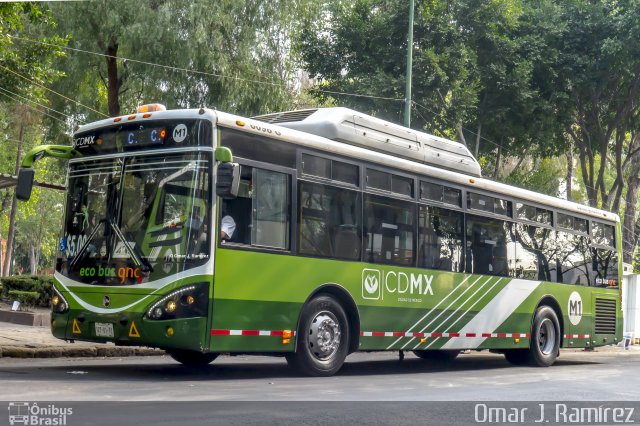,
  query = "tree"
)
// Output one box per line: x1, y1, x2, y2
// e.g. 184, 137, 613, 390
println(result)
0, 4, 65, 275
47, 0, 321, 123
529, 0, 640, 263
